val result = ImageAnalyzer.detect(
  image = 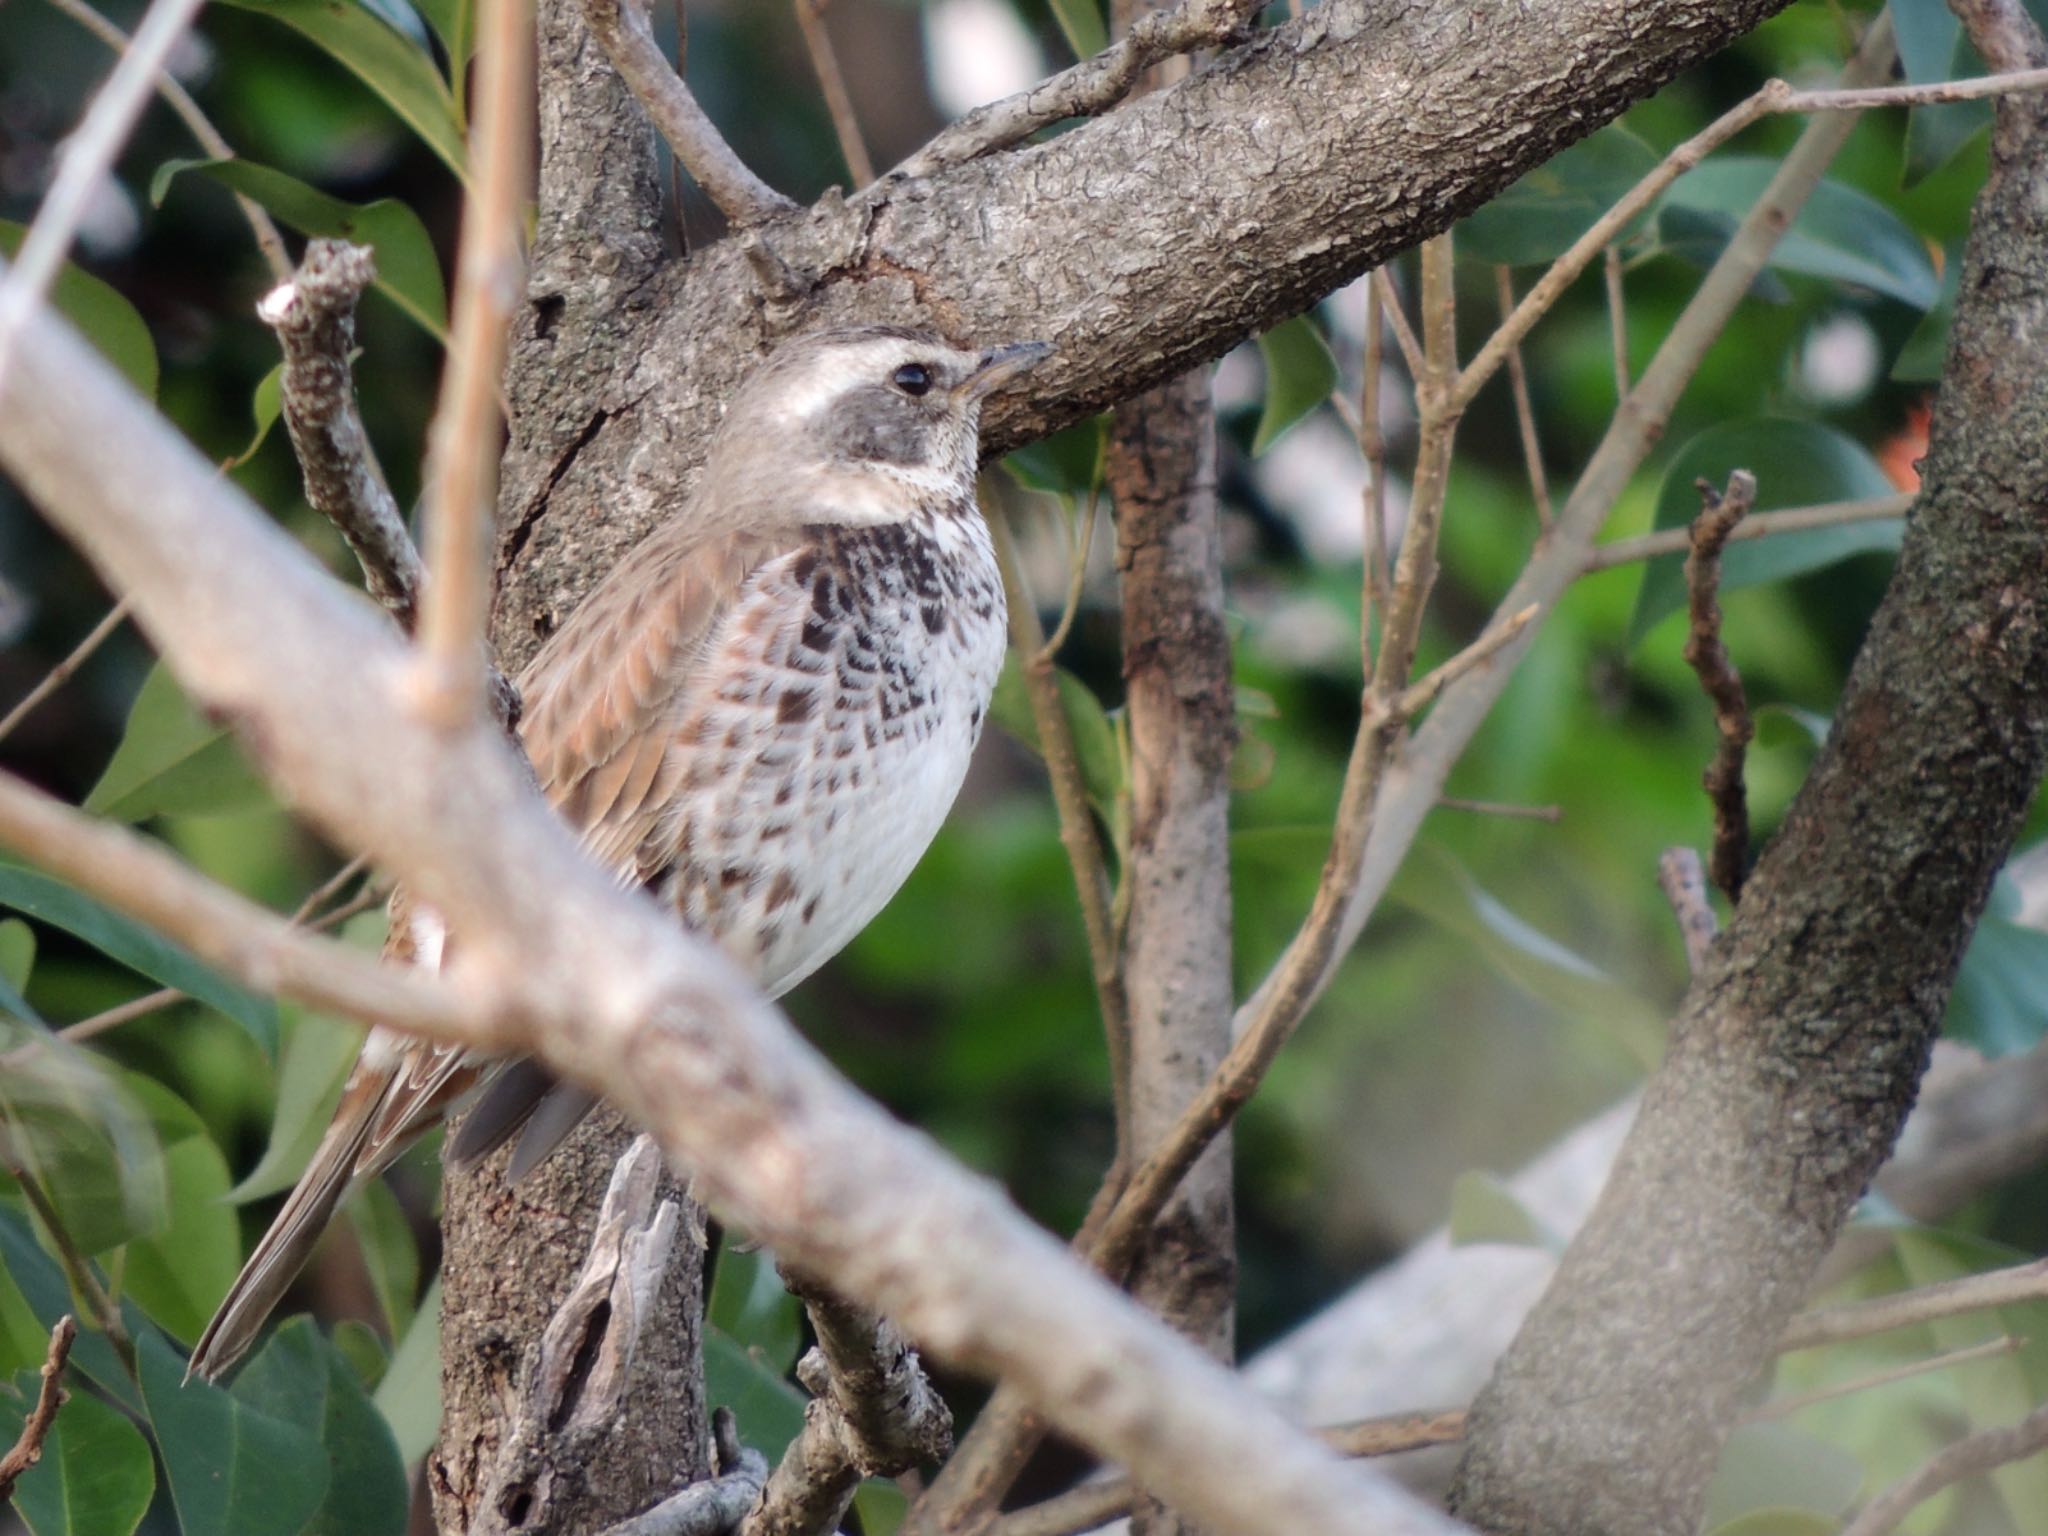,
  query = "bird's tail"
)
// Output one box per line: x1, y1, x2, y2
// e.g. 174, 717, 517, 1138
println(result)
185, 1105, 373, 1383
